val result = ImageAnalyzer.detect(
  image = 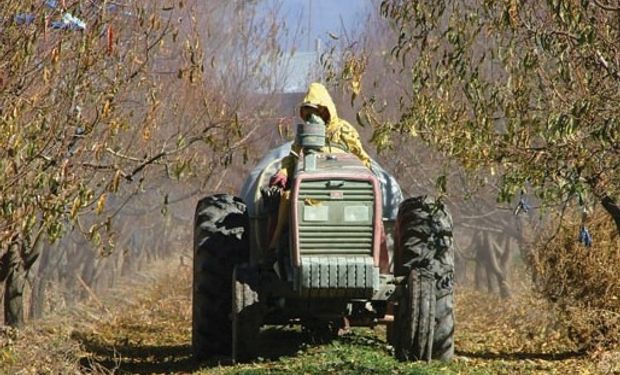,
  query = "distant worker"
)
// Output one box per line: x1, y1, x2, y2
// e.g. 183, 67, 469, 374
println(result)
268, 82, 371, 250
